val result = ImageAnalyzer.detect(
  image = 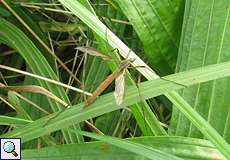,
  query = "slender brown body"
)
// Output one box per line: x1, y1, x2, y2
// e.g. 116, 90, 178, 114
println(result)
85, 58, 135, 106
